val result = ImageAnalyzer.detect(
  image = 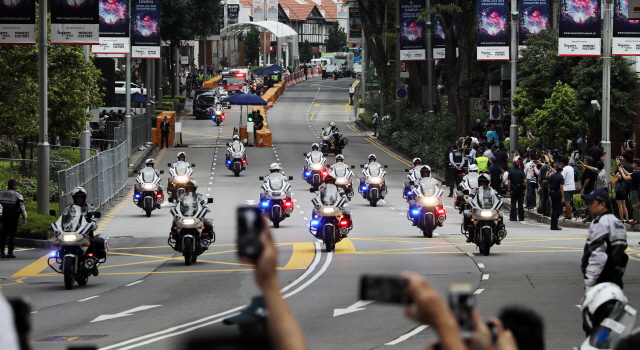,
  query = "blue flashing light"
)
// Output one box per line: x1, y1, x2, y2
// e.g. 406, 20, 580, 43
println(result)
50, 251, 57, 257
319, 142, 323, 145
135, 194, 141, 199
407, 191, 412, 196
411, 209, 420, 216
226, 160, 232, 165
305, 171, 311, 177
261, 201, 270, 208
361, 186, 367, 191
310, 219, 319, 227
